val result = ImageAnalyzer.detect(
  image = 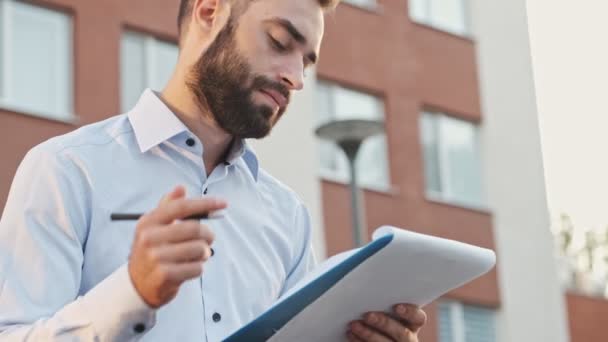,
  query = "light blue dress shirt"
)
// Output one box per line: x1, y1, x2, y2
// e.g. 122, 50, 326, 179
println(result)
0, 89, 316, 341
